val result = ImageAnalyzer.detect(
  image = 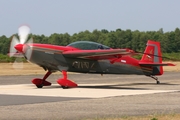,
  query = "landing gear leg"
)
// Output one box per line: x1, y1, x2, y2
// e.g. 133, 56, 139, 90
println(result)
32, 71, 52, 88
147, 75, 160, 84
57, 70, 78, 89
